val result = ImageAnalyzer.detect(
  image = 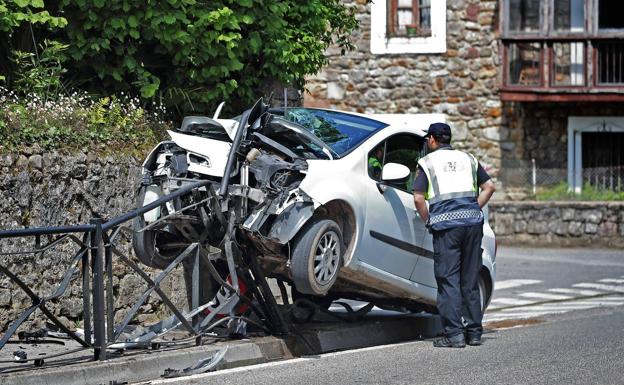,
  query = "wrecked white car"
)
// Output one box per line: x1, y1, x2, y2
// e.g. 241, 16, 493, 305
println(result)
133, 99, 496, 313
